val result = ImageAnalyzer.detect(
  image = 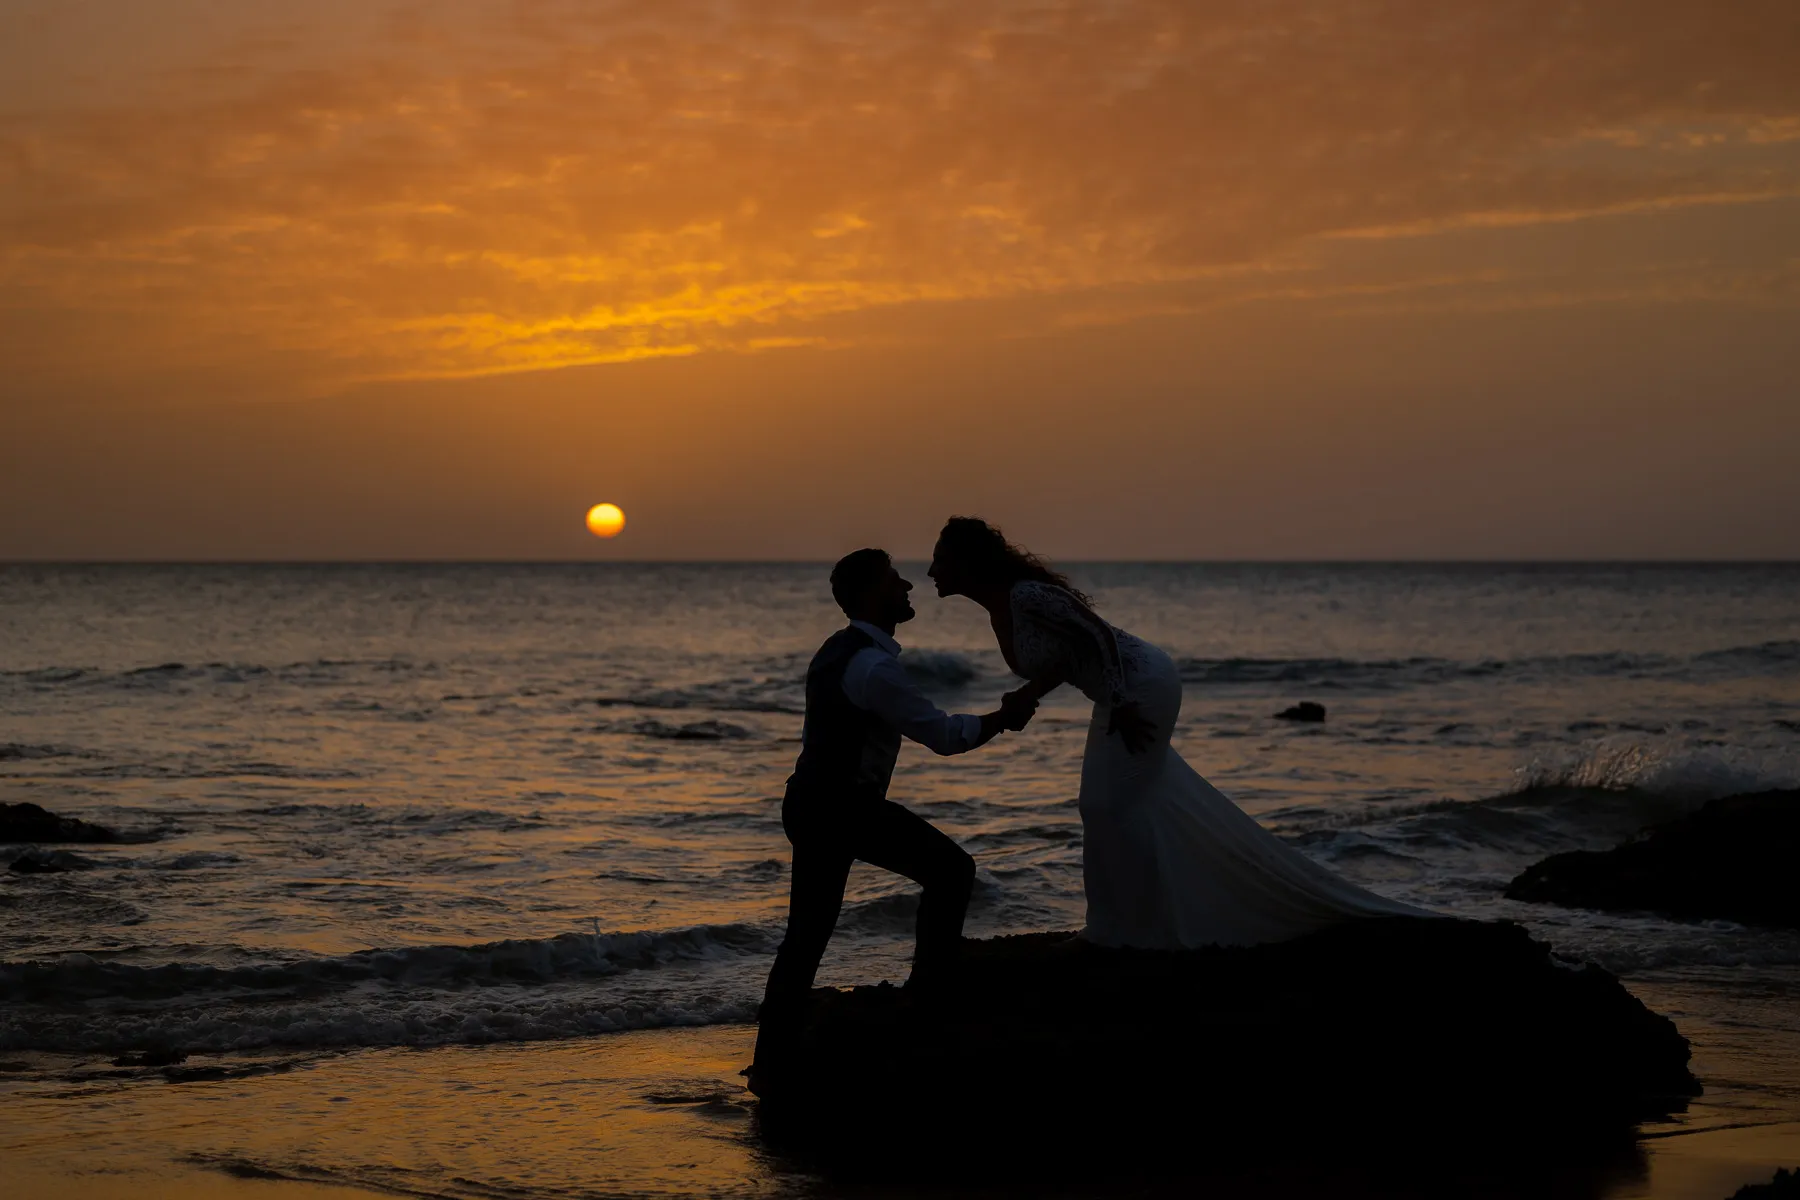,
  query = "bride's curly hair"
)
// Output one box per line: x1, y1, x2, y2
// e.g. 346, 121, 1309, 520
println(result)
936, 517, 1092, 606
